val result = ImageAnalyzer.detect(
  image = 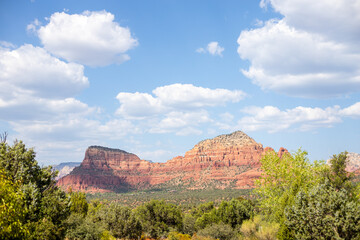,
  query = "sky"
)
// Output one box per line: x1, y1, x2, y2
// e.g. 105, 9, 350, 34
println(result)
0, 0, 359, 165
